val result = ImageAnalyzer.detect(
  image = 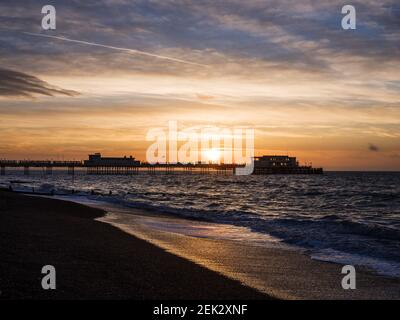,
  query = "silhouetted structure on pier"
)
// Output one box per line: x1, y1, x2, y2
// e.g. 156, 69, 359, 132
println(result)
84, 153, 140, 174
253, 155, 323, 174
84, 153, 140, 166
